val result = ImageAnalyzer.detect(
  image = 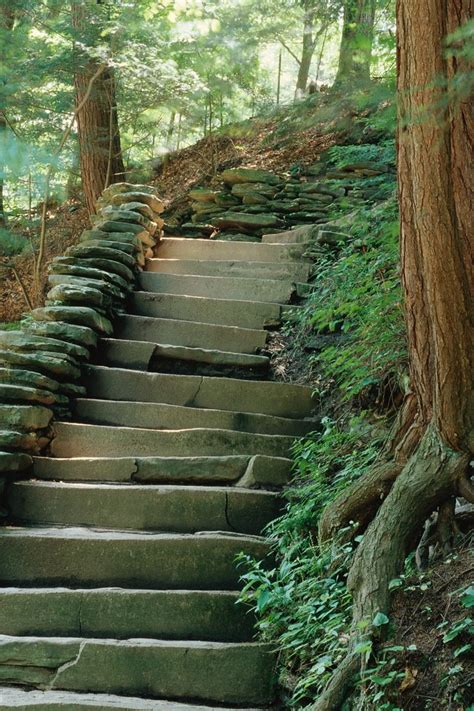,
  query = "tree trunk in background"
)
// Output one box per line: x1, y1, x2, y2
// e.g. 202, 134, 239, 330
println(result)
397, 0, 474, 450
295, 0, 317, 96
71, 1, 125, 214
0, 3, 15, 227
335, 0, 376, 85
